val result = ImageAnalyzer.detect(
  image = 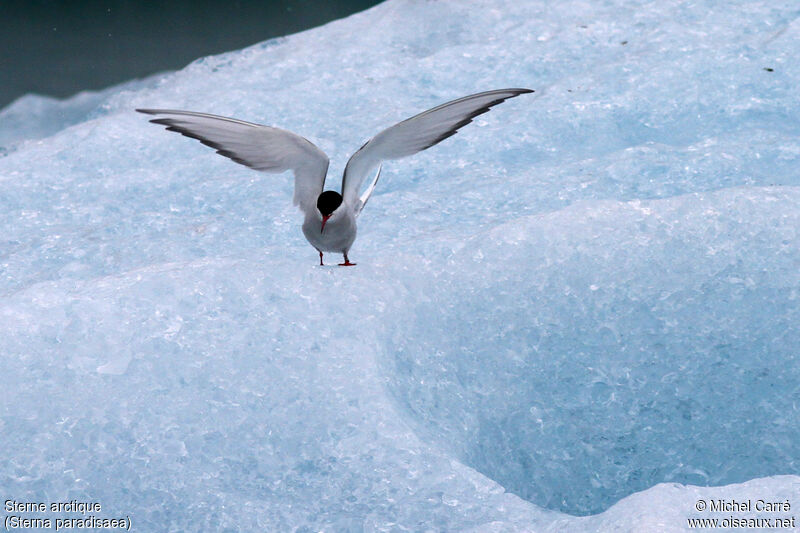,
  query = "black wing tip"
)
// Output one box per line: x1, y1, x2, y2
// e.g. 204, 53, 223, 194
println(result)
498, 88, 534, 97
419, 93, 531, 150
144, 121, 264, 171
478, 88, 534, 97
